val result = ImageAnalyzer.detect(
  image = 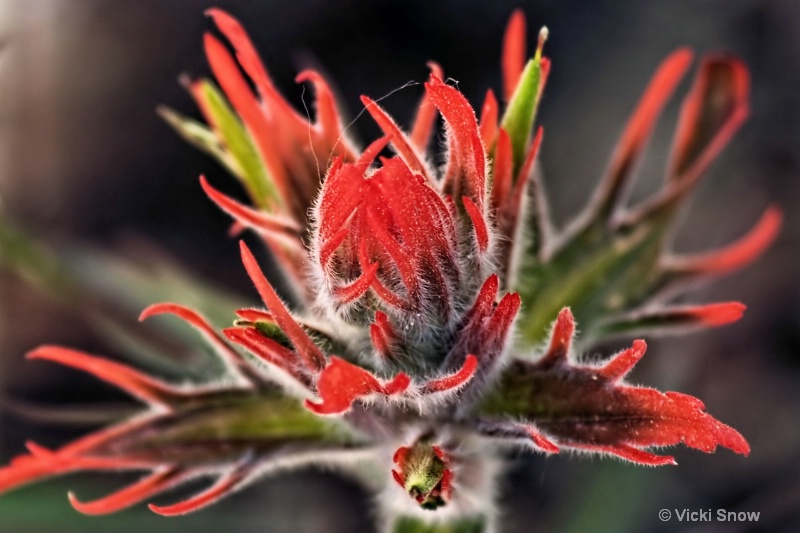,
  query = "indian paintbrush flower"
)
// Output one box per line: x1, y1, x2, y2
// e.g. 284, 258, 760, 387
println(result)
0, 7, 780, 532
